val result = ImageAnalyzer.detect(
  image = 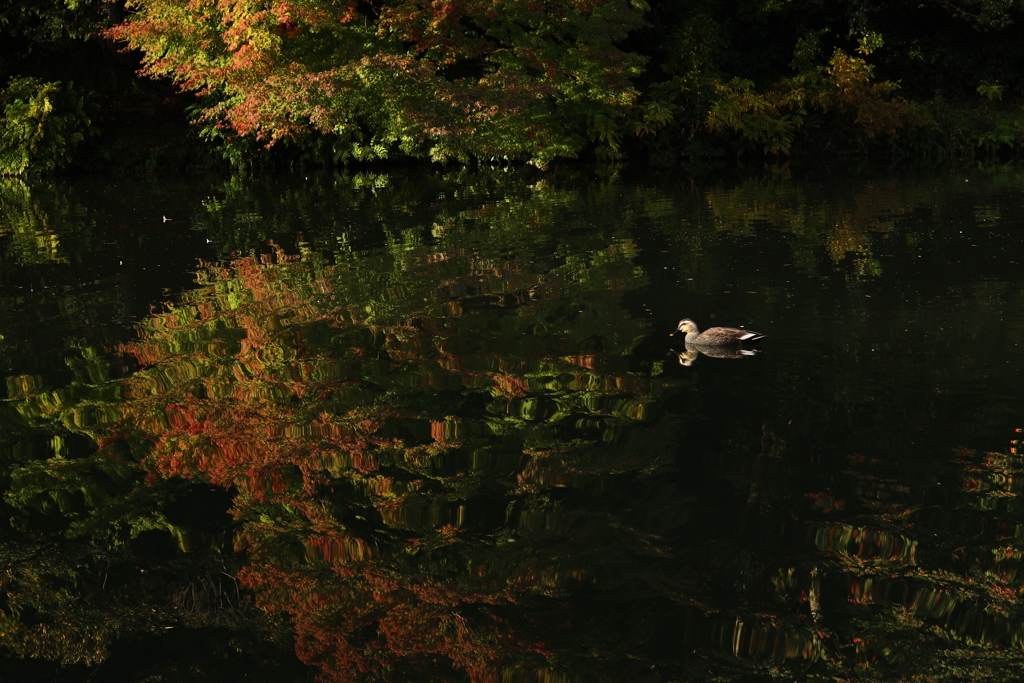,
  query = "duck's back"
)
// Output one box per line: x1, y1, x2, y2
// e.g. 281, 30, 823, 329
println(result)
692, 326, 765, 346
